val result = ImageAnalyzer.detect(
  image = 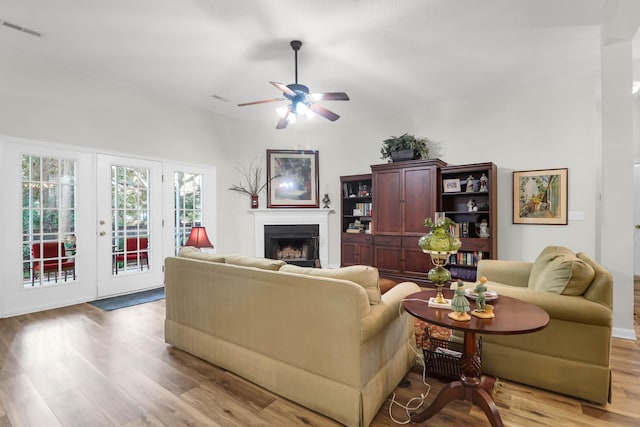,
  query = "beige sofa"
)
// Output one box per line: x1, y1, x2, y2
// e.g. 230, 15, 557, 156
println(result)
164, 247, 421, 427
467, 246, 613, 404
